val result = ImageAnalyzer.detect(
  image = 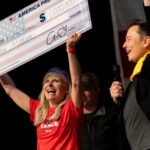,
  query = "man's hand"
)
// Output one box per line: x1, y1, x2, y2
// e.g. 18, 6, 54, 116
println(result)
109, 81, 124, 105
